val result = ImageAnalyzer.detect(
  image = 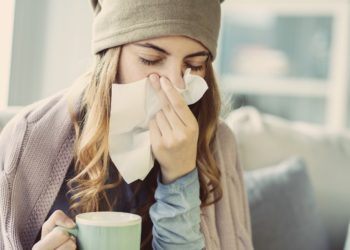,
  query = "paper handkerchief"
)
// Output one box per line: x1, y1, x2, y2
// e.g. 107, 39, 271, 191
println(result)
108, 68, 208, 183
